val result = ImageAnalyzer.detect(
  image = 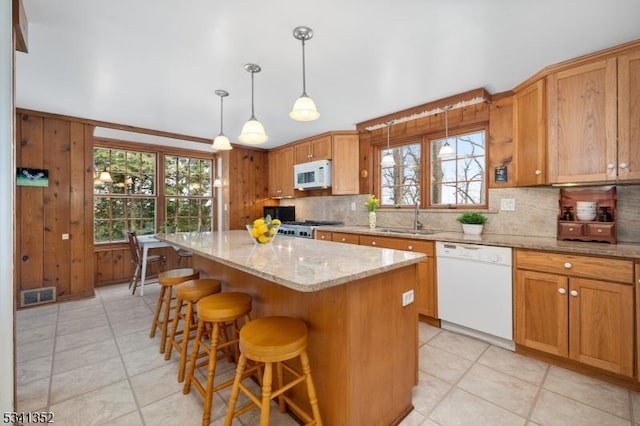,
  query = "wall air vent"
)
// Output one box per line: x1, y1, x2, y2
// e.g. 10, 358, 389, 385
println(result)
20, 286, 56, 308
